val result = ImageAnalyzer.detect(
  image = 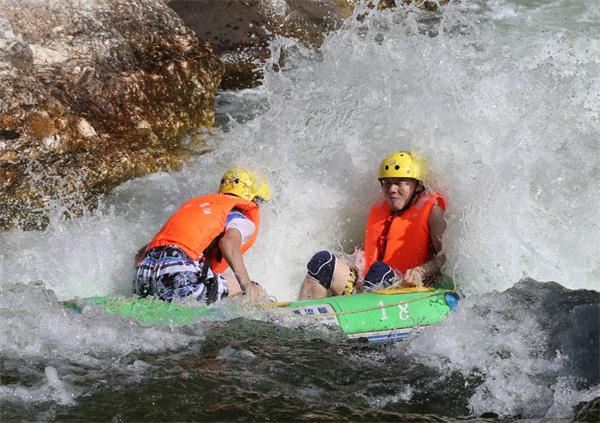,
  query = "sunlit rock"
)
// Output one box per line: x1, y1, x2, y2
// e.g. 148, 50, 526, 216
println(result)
0, 0, 223, 231
77, 118, 96, 138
